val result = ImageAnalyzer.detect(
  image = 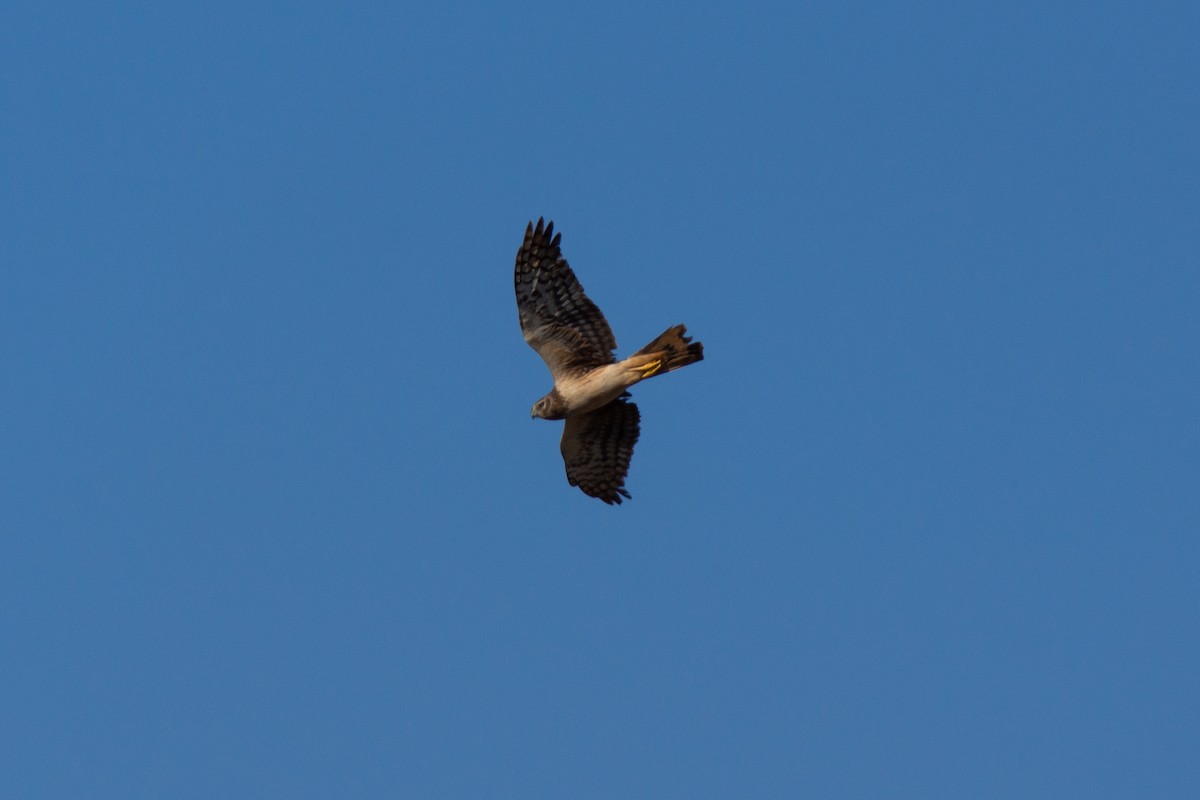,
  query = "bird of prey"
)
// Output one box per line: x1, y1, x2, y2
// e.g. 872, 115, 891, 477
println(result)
515, 218, 703, 504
